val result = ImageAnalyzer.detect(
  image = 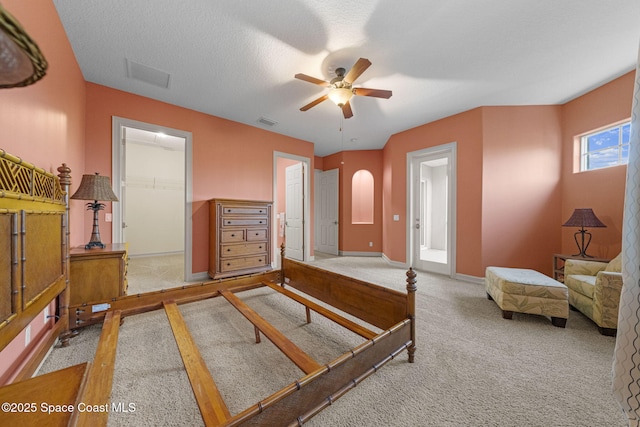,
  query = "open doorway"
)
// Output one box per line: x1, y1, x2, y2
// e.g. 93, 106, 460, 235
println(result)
408, 143, 457, 276
273, 152, 311, 266
112, 117, 194, 284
